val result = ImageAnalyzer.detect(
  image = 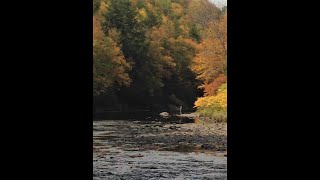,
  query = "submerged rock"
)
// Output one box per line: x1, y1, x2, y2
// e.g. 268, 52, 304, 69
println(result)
201, 144, 215, 149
